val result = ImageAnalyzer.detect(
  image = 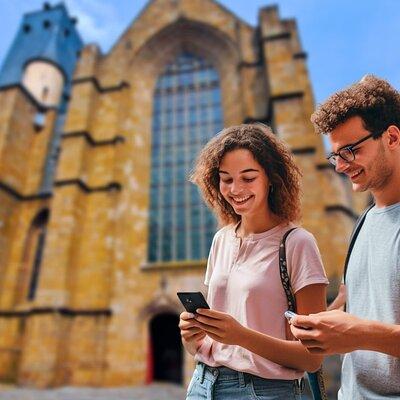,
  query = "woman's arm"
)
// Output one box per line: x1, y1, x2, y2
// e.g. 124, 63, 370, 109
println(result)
194, 283, 327, 372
